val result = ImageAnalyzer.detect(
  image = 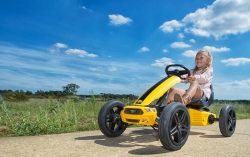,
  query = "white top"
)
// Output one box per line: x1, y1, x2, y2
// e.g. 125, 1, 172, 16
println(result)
190, 67, 213, 99
181, 67, 213, 98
